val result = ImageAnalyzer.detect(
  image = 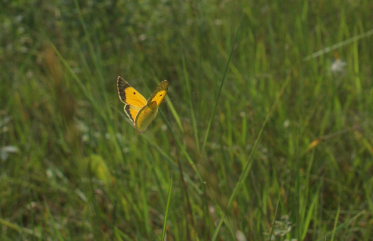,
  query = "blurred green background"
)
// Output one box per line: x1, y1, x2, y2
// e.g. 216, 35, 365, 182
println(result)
1, 0, 373, 240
